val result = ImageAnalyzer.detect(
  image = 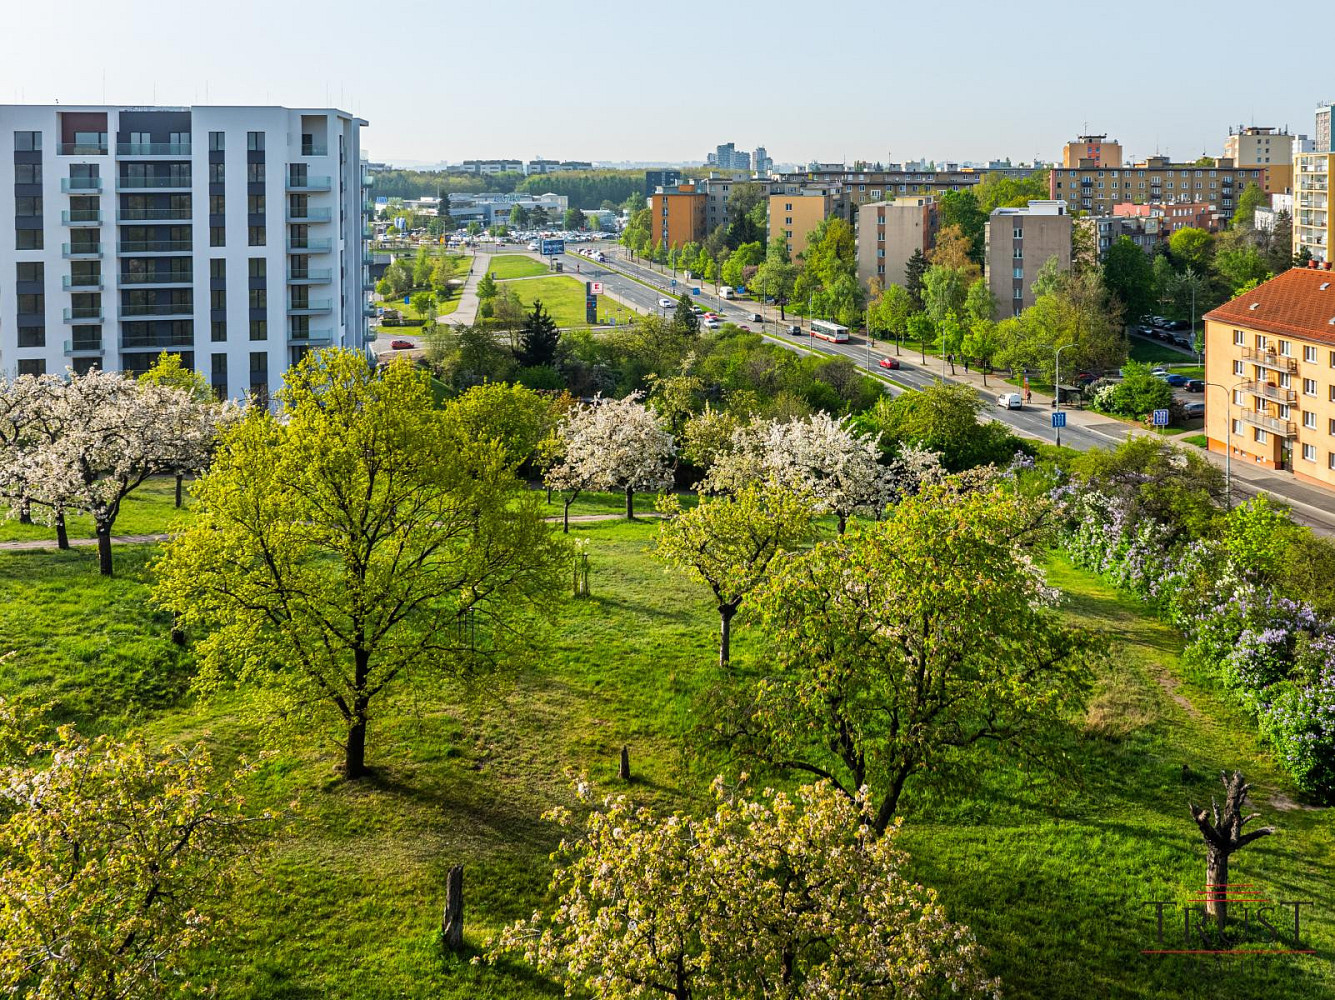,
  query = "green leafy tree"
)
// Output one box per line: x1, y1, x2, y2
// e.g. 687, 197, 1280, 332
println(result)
1214, 244, 1272, 296
518, 300, 561, 368
1091, 360, 1172, 420
732, 482, 1090, 832
964, 277, 996, 324
921, 265, 968, 327
868, 283, 913, 350
1168, 227, 1214, 272
411, 290, 437, 326
655, 484, 812, 666
938, 189, 987, 263
1103, 236, 1155, 321
962, 319, 1001, 384
509, 204, 531, 229
907, 312, 934, 364
476, 271, 498, 301
563, 206, 583, 230
861, 381, 1024, 471
903, 248, 929, 309
673, 293, 699, 335
1231, 183, 1266, 231
412, 245, 432, 287
154, 351, 567, 778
